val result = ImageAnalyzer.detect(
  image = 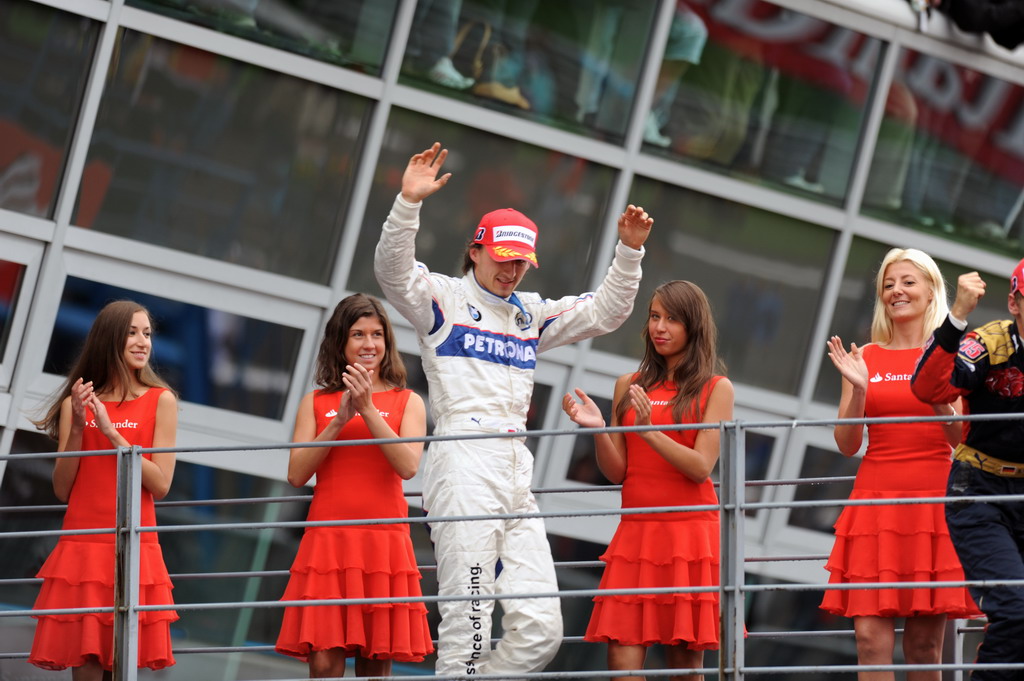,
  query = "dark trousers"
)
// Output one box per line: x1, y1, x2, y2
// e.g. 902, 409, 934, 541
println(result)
946, 460, 1024, 681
